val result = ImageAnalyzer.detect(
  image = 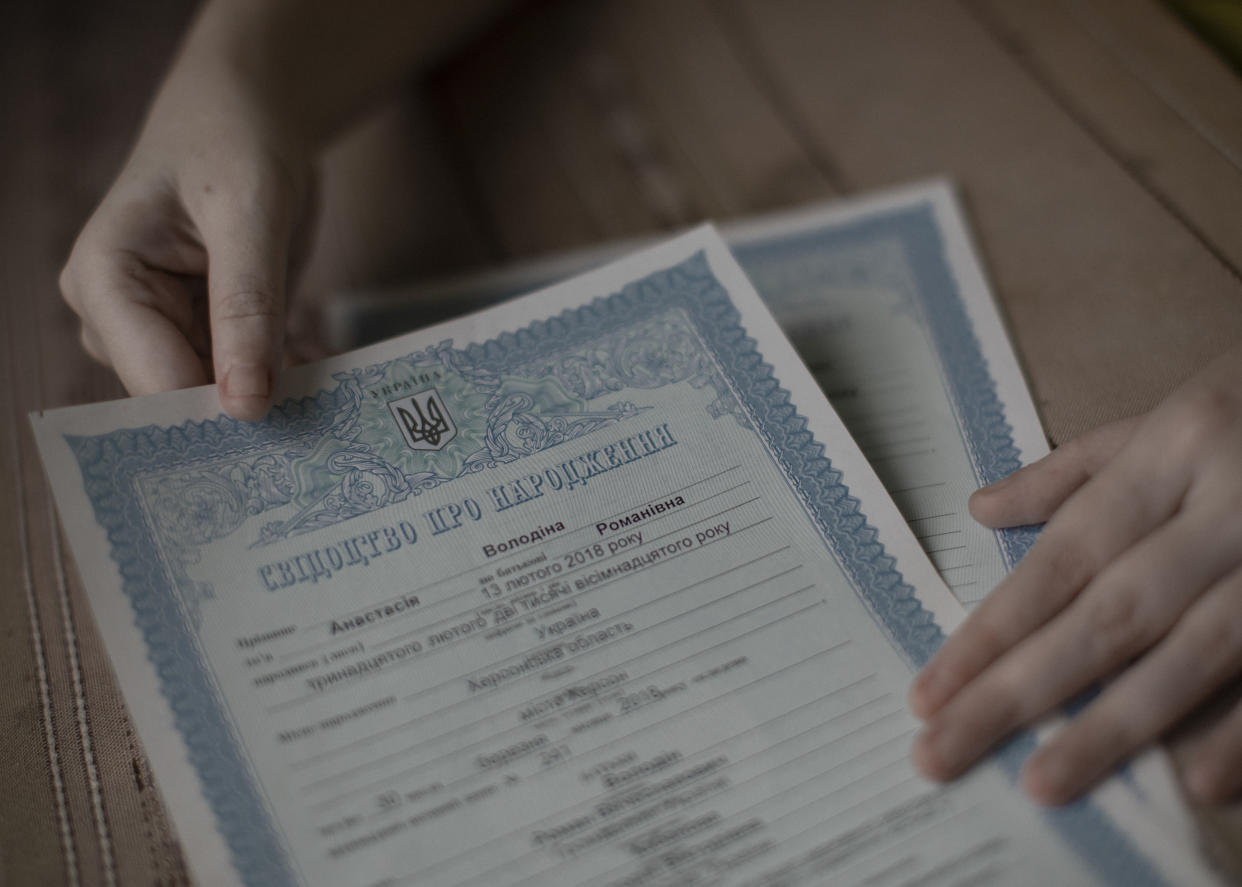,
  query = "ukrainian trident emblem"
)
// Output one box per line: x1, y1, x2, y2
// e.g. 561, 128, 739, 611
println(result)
388, 388, 457, 451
